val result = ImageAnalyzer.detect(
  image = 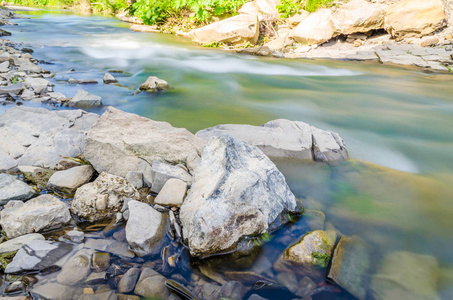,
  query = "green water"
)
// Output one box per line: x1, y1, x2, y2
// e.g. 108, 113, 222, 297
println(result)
3, 9, 453, 299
